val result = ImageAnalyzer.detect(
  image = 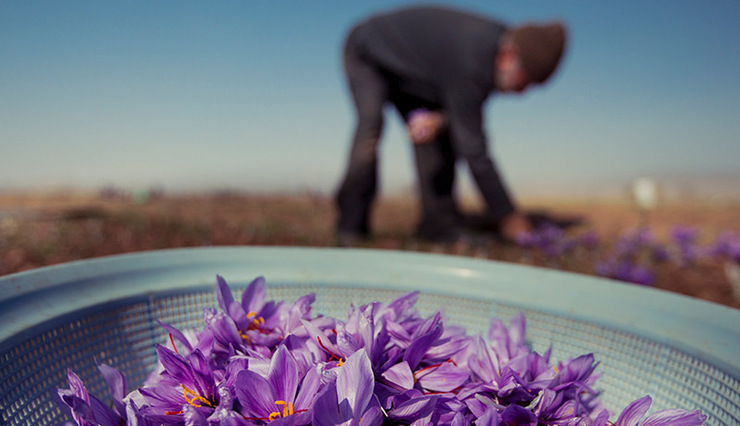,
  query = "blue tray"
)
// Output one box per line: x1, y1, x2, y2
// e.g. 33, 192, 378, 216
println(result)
1, 247, 739, 425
